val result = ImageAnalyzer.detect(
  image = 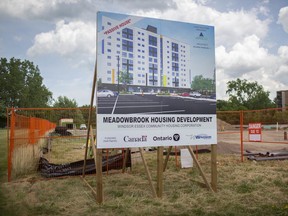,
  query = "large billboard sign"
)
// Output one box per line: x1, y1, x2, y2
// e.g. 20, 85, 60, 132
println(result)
96, 11, 216, 148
